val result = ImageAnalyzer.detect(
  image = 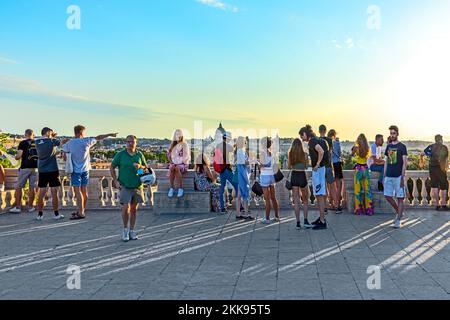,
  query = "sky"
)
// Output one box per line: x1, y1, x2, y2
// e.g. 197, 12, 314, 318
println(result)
1, 0, 450, 140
